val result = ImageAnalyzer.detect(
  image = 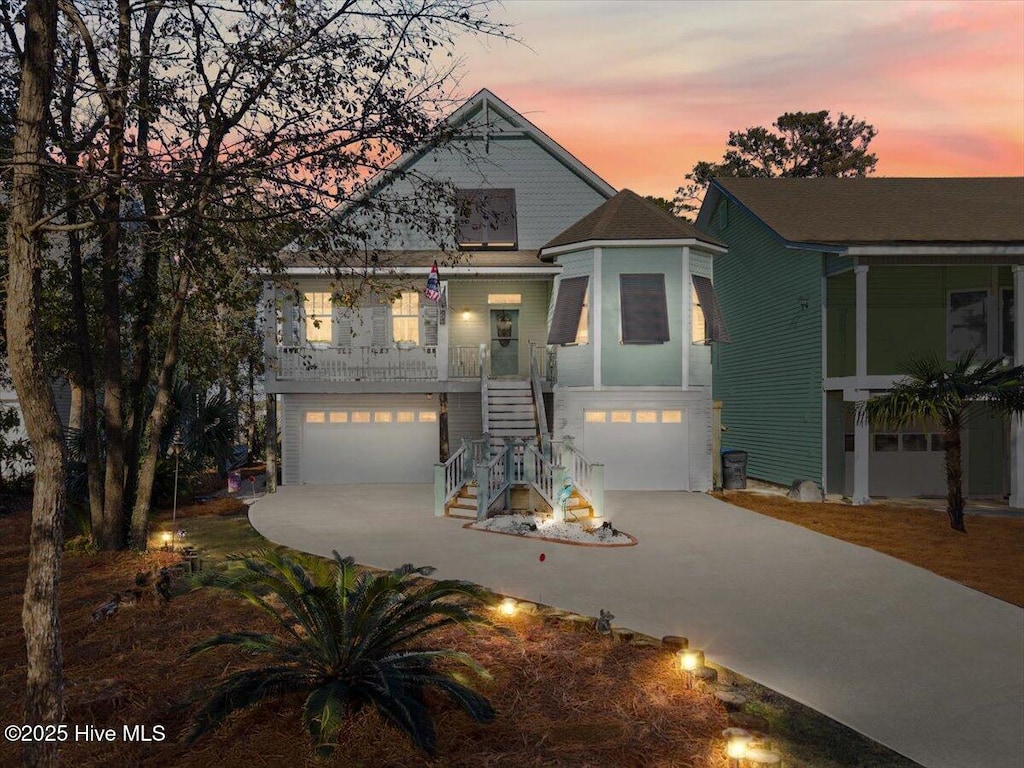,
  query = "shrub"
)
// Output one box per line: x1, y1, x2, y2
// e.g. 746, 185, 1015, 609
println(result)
189, 550, 495, 755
